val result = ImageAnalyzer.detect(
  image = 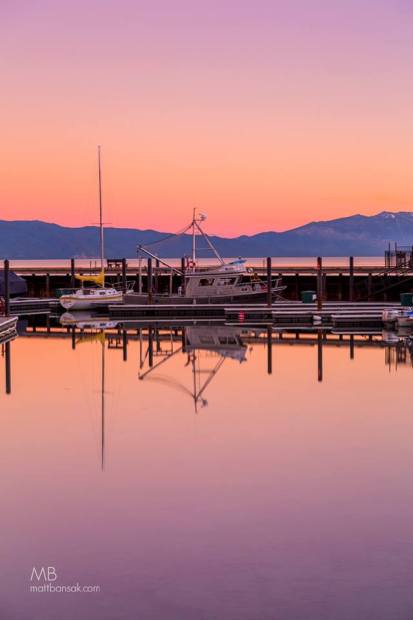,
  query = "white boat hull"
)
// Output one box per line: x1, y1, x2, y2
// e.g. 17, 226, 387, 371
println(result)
60, 291, 123, 310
